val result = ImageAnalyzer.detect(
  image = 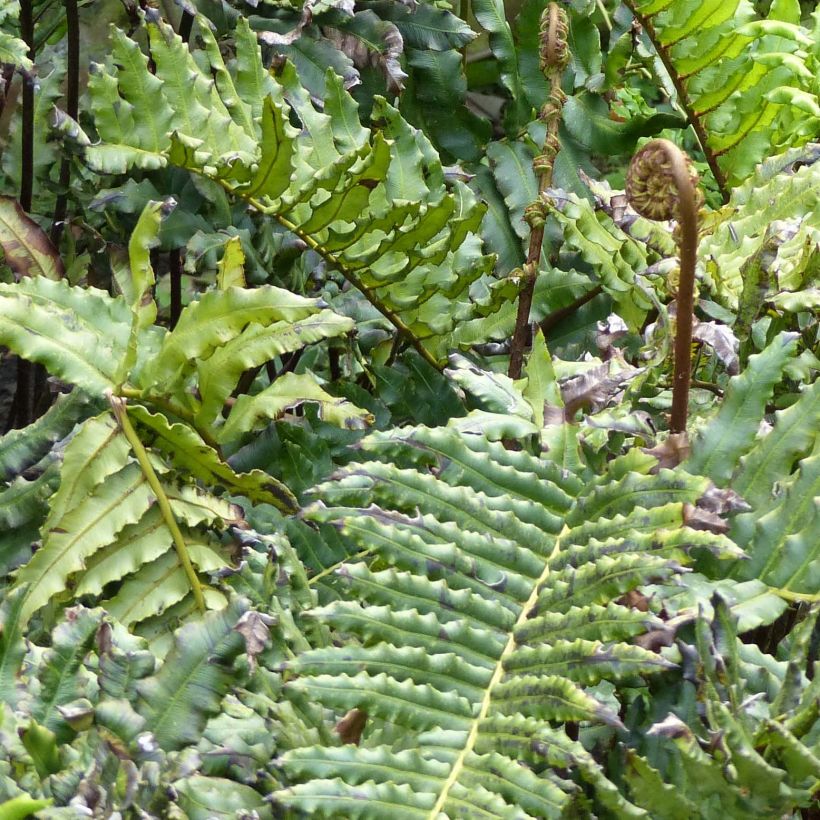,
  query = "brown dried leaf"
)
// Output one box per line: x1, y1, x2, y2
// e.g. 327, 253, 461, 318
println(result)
323, 12, 407, 94
697, 485, 751, 516
619, 589, 651, 612
633, 627, 676, 652
336, 708, 367, 745
693, 320, 739, 375
234, 610, 276, 671
643, 432, 690, 469
561, 360, 641, 417
682, 503, 729, 534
